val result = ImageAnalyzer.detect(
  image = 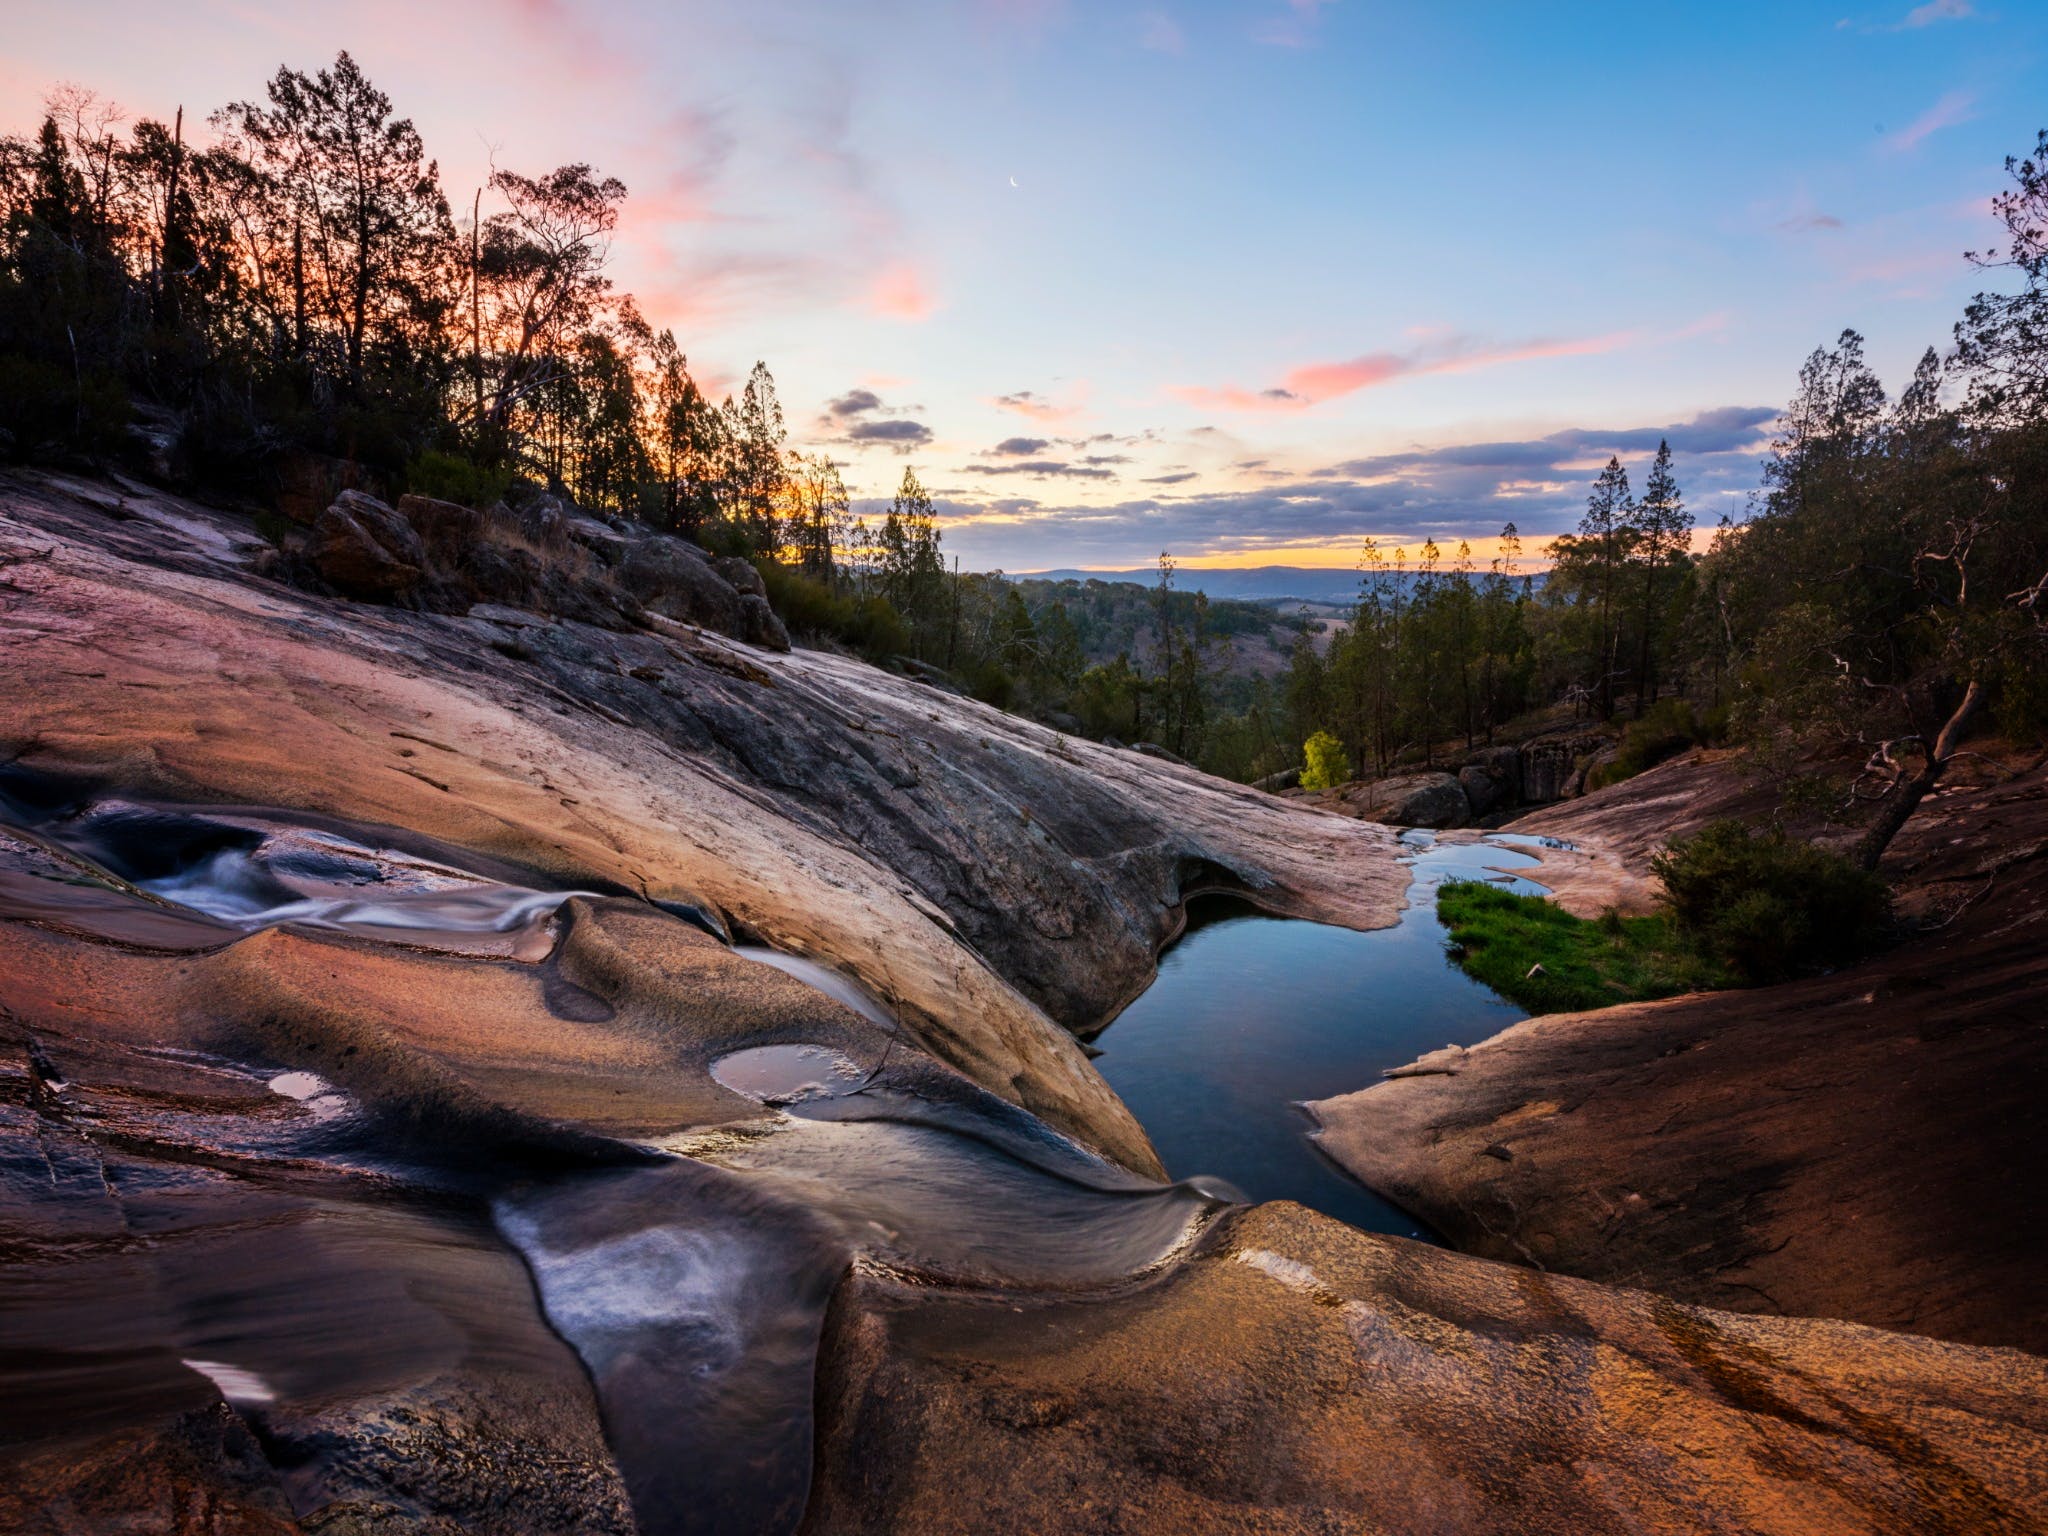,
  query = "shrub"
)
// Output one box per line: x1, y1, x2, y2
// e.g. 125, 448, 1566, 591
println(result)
753, 561, 911, 660
1301, 730, 1352, 791
405, 449, 510, 509
1650, 820, 1890, 982
1588, 698, 1707, 790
